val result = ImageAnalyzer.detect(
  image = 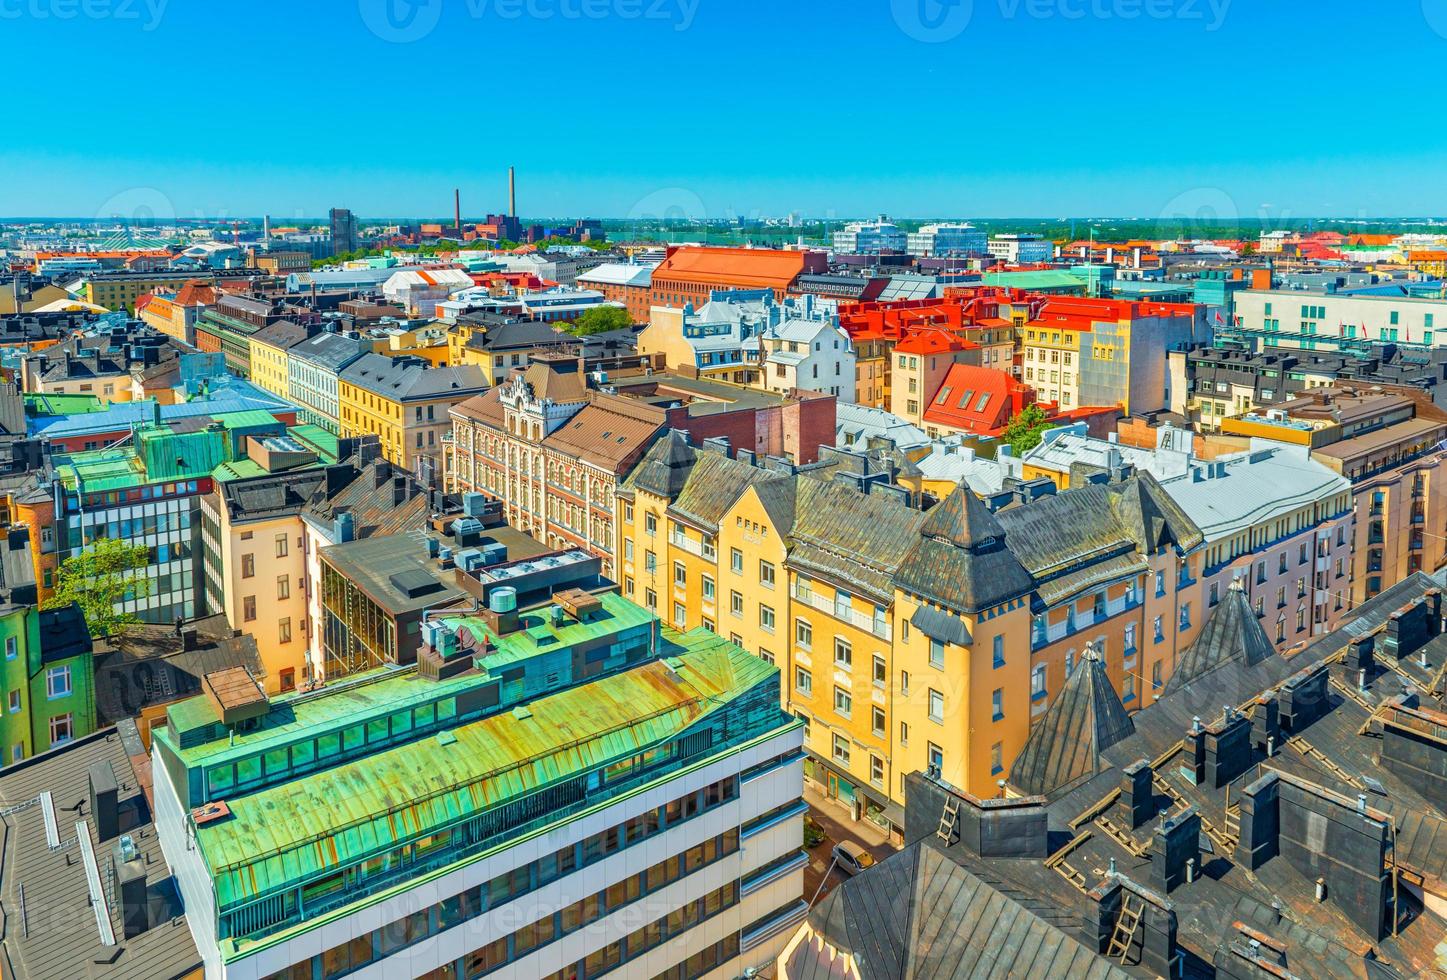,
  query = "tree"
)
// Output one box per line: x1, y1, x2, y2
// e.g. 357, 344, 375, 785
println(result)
569, 306, 634, 336
1002, 404, 1056, 457
42, 537, 152, 638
